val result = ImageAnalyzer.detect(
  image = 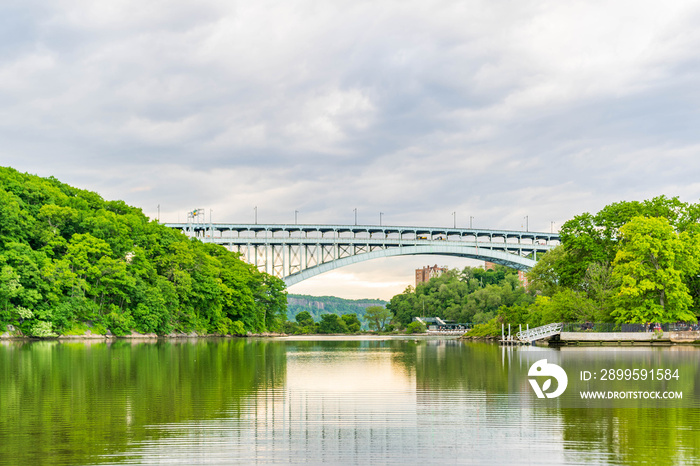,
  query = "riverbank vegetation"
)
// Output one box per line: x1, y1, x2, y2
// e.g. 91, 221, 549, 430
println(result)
387, 265, 534, 327
384, 196, 700, 337
282, 310, 363, 334
286, 294, 386, 324
282, 307, 403, 334
526, 196, 700, 322
0, 167, 287, 337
